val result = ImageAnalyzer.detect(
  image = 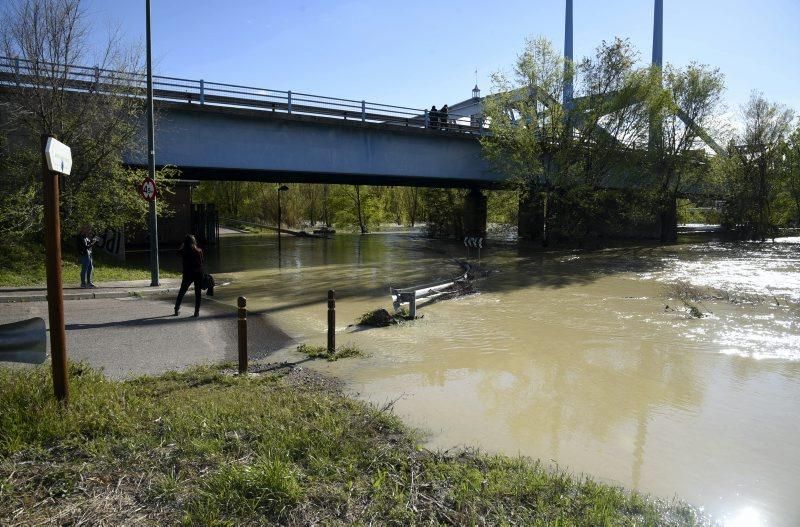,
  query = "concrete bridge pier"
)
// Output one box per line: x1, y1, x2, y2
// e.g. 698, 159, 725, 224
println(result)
462, 188, 487, 239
